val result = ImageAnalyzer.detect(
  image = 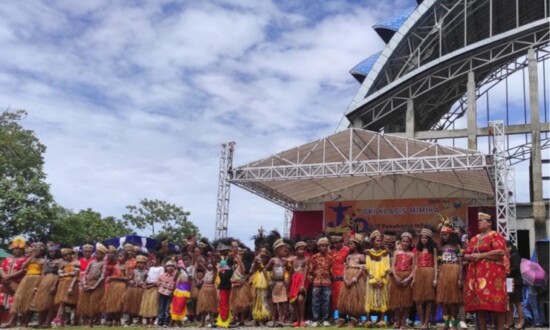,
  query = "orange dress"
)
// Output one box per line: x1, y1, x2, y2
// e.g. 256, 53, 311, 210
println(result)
464, 231, 507, 313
